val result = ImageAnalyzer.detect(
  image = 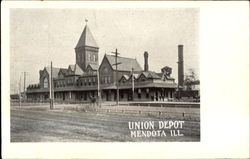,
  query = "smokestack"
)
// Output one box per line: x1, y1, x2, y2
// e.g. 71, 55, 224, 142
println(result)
144, 51, 149, 71
178, 45, 184, 88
